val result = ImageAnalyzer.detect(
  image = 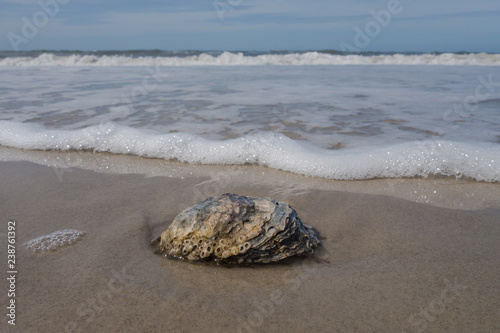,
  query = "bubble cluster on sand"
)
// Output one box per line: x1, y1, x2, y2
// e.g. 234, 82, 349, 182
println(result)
24, 229, 86, 252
